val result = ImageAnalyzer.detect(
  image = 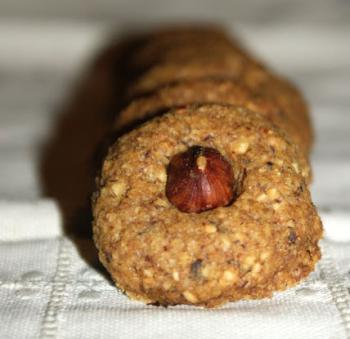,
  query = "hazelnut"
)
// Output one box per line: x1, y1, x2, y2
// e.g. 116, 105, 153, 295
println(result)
165, 146, 234, 213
